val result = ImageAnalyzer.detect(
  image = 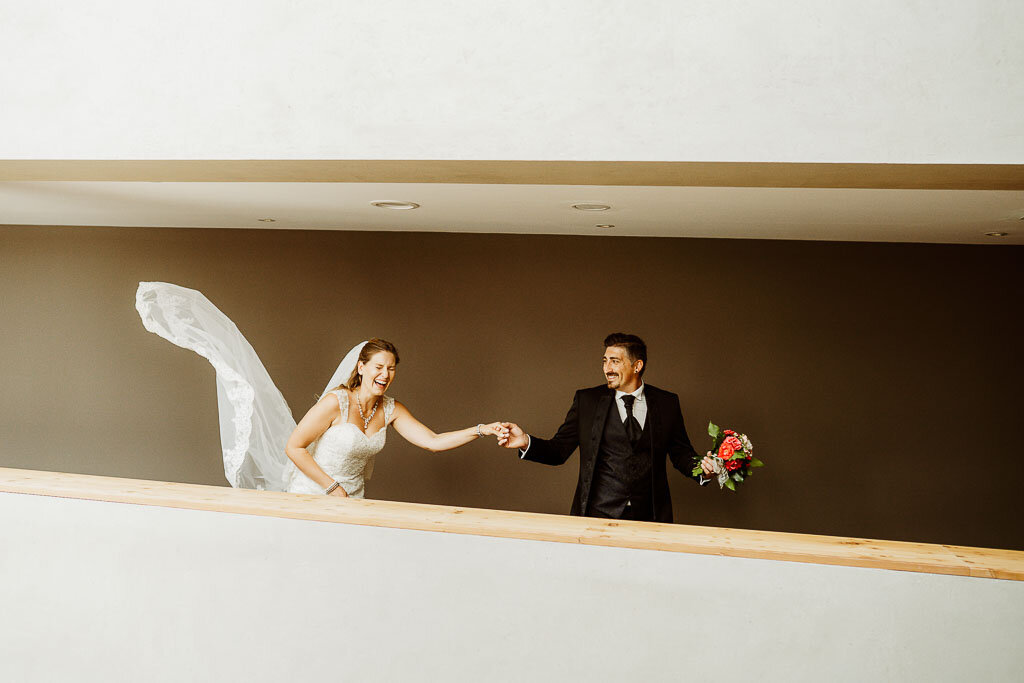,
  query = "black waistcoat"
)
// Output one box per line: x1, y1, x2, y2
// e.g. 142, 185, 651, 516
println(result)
588, 401, 654, 519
